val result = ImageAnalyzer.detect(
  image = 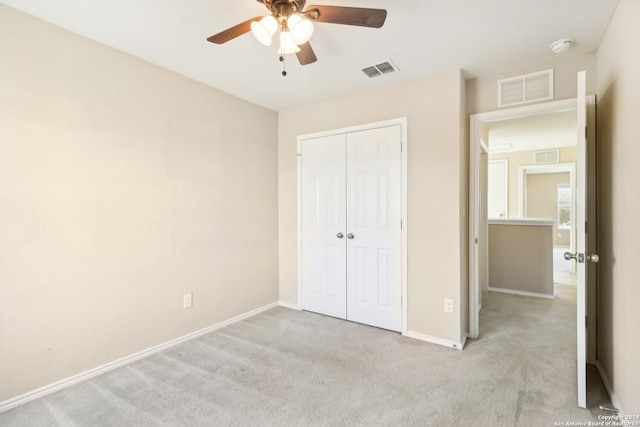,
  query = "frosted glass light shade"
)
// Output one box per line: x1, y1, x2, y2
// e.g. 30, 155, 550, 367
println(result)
251, 15, 277, 46
287, 14, 314, 45
278, 31, 301, 54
